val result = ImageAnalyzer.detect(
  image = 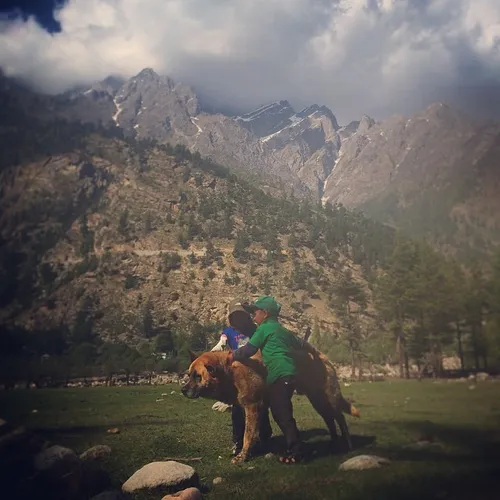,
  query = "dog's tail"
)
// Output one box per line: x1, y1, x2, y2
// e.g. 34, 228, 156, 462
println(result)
341, 397, 360, 418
